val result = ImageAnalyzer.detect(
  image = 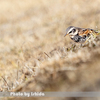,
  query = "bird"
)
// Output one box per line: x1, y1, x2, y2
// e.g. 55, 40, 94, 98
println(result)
64, 26, 99, 43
